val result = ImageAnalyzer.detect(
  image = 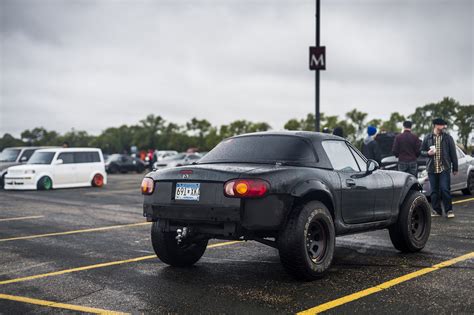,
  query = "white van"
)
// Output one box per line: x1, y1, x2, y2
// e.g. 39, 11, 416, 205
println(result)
4, 148, 107, 190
